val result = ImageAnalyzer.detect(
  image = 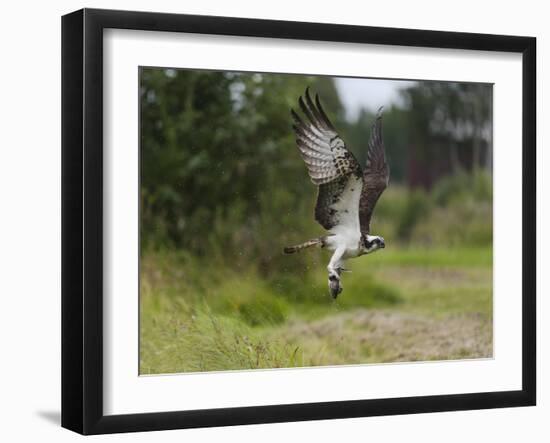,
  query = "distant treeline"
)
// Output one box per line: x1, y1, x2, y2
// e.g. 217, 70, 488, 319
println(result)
140, 68, 492, 255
